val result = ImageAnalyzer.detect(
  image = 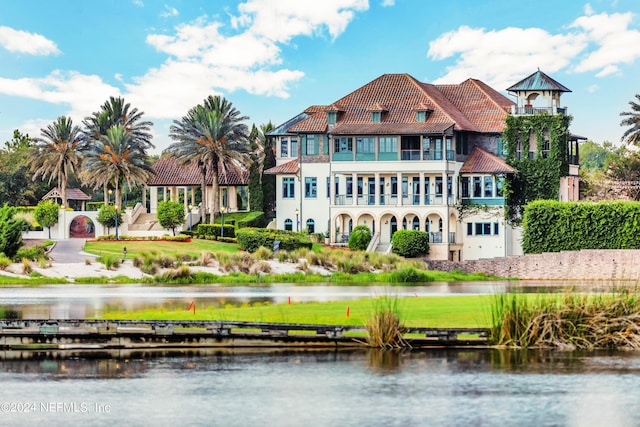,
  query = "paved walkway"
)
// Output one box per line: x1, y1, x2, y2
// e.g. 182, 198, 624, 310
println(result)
48, 239, 93, 263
